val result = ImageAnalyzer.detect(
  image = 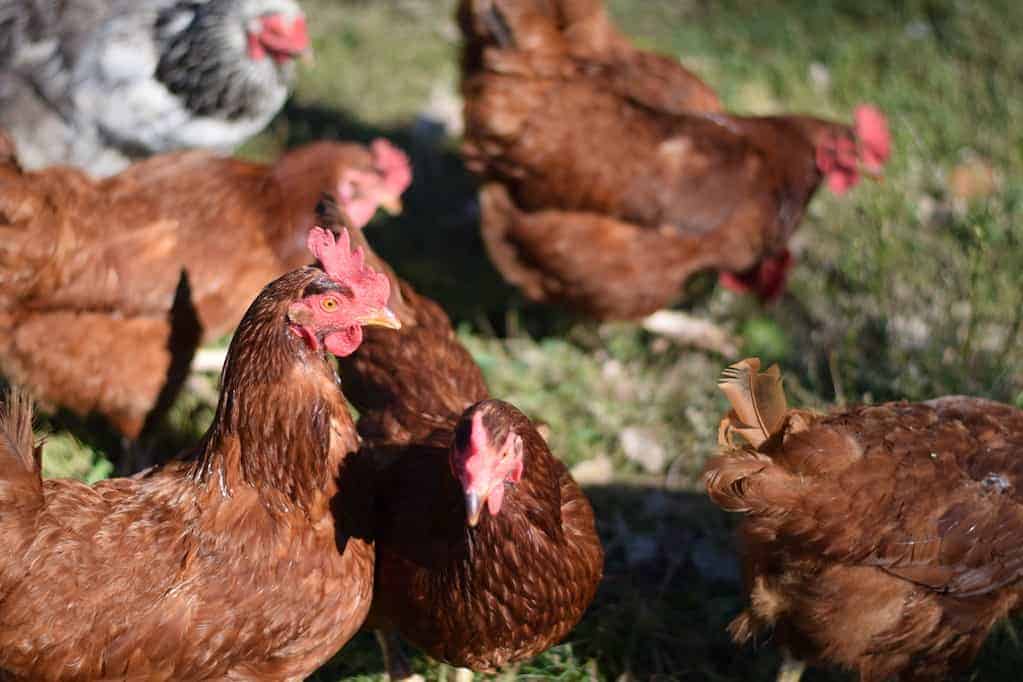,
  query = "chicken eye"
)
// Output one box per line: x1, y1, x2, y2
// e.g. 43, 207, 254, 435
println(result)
320, 297, 339, 312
